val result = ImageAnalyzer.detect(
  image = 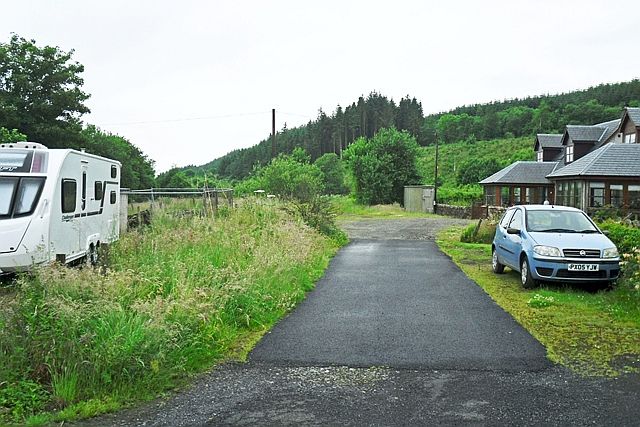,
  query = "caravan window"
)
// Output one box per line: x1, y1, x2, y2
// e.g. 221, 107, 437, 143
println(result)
81, 172, 87, 210
14, 178, 45, 216
62, 179, 77, 213
0, 151, 33, 173
0, 177, 18, 216
94, 181, 103, 200
111, 165, 117, 179
110, 191, 116, 205
0, 177, 45, 218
